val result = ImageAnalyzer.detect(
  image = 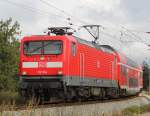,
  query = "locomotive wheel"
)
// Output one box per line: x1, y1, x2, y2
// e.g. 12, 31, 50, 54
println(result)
19, 89, 40, 105
113, 89, 120, 98
27, 95, 40, 106
26, 90, 40, 105
101, 88, 106, 100
65, 87, 76, 102
76, 88, 89, 102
